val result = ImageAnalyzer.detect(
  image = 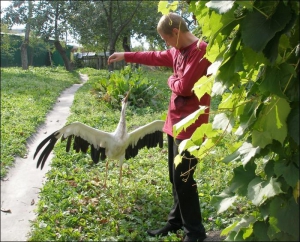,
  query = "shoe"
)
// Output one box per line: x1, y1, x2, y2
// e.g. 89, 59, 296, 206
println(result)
183, 233, 207, 242
147, 223, 182, 237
